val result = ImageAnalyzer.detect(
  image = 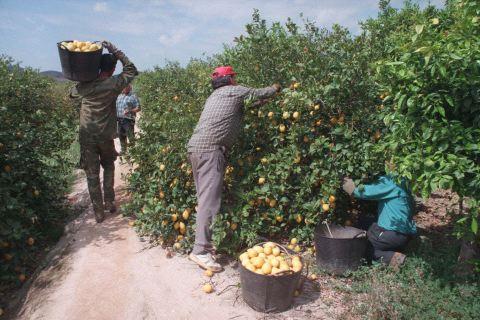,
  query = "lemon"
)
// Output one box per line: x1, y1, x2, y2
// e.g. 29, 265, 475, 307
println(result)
253, 245, 264, 254
322, 203, 330, 212
279, 124, 286, 133
239, 252, 249, 262
270, 257, 280, 268
264, 242, 275, 248
287, 244, 295, 250
246, 263, 256, 273
329, 195, 336, 203
295, 215, 303, 223
314, 104, 320, 111
247, 248, 258, 258
203, 283, 213, 293
282, 111, 290, 119
258, 252, 266, 259
251, 257, 265, 269
255, 268, 265, 275
268, 111, 274, 118
262, 262, 272, 275
272, 247, 281, 256
292, 111, 300, 119
293, 82, 300, 89
204, 270, 214, 277
271, 267, 281, 275
290, 238, 298, 245
173, 222, 180, 230
159, 164, 165, 171
275, 215, 283, 222
269, 199, 277, 207
258, 177, 265, 185
294, 245, 301, 253
171, 214, 178, 222
182, 209, 190, 220
264, 246, 272, 255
